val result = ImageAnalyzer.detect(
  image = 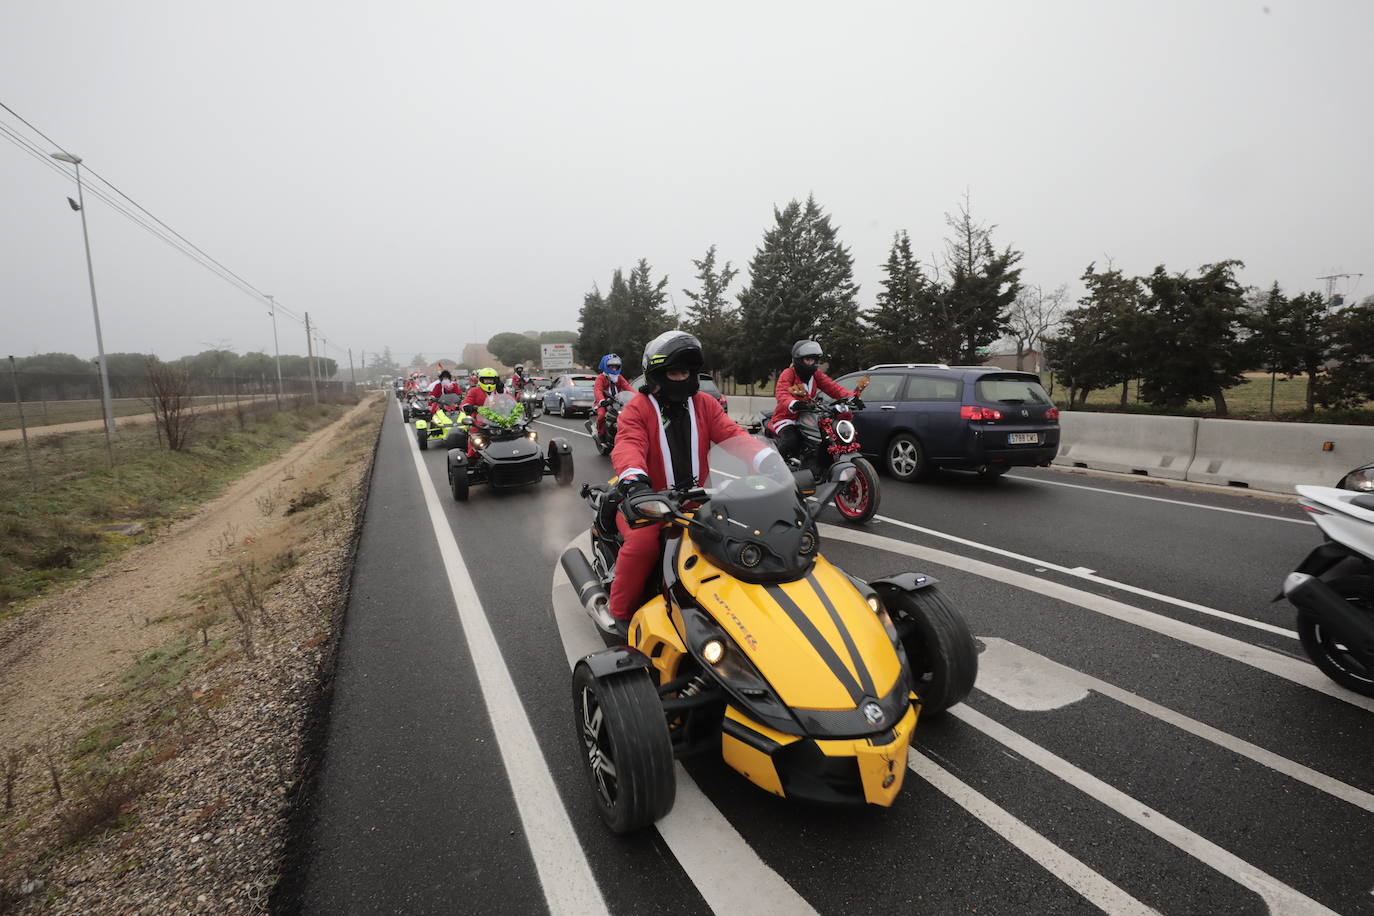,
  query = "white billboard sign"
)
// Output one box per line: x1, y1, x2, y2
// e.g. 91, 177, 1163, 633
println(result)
540, 343, 574, 370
